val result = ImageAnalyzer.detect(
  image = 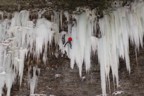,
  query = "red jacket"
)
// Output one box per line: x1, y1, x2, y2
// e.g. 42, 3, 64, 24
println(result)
68, 37, 72, 42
